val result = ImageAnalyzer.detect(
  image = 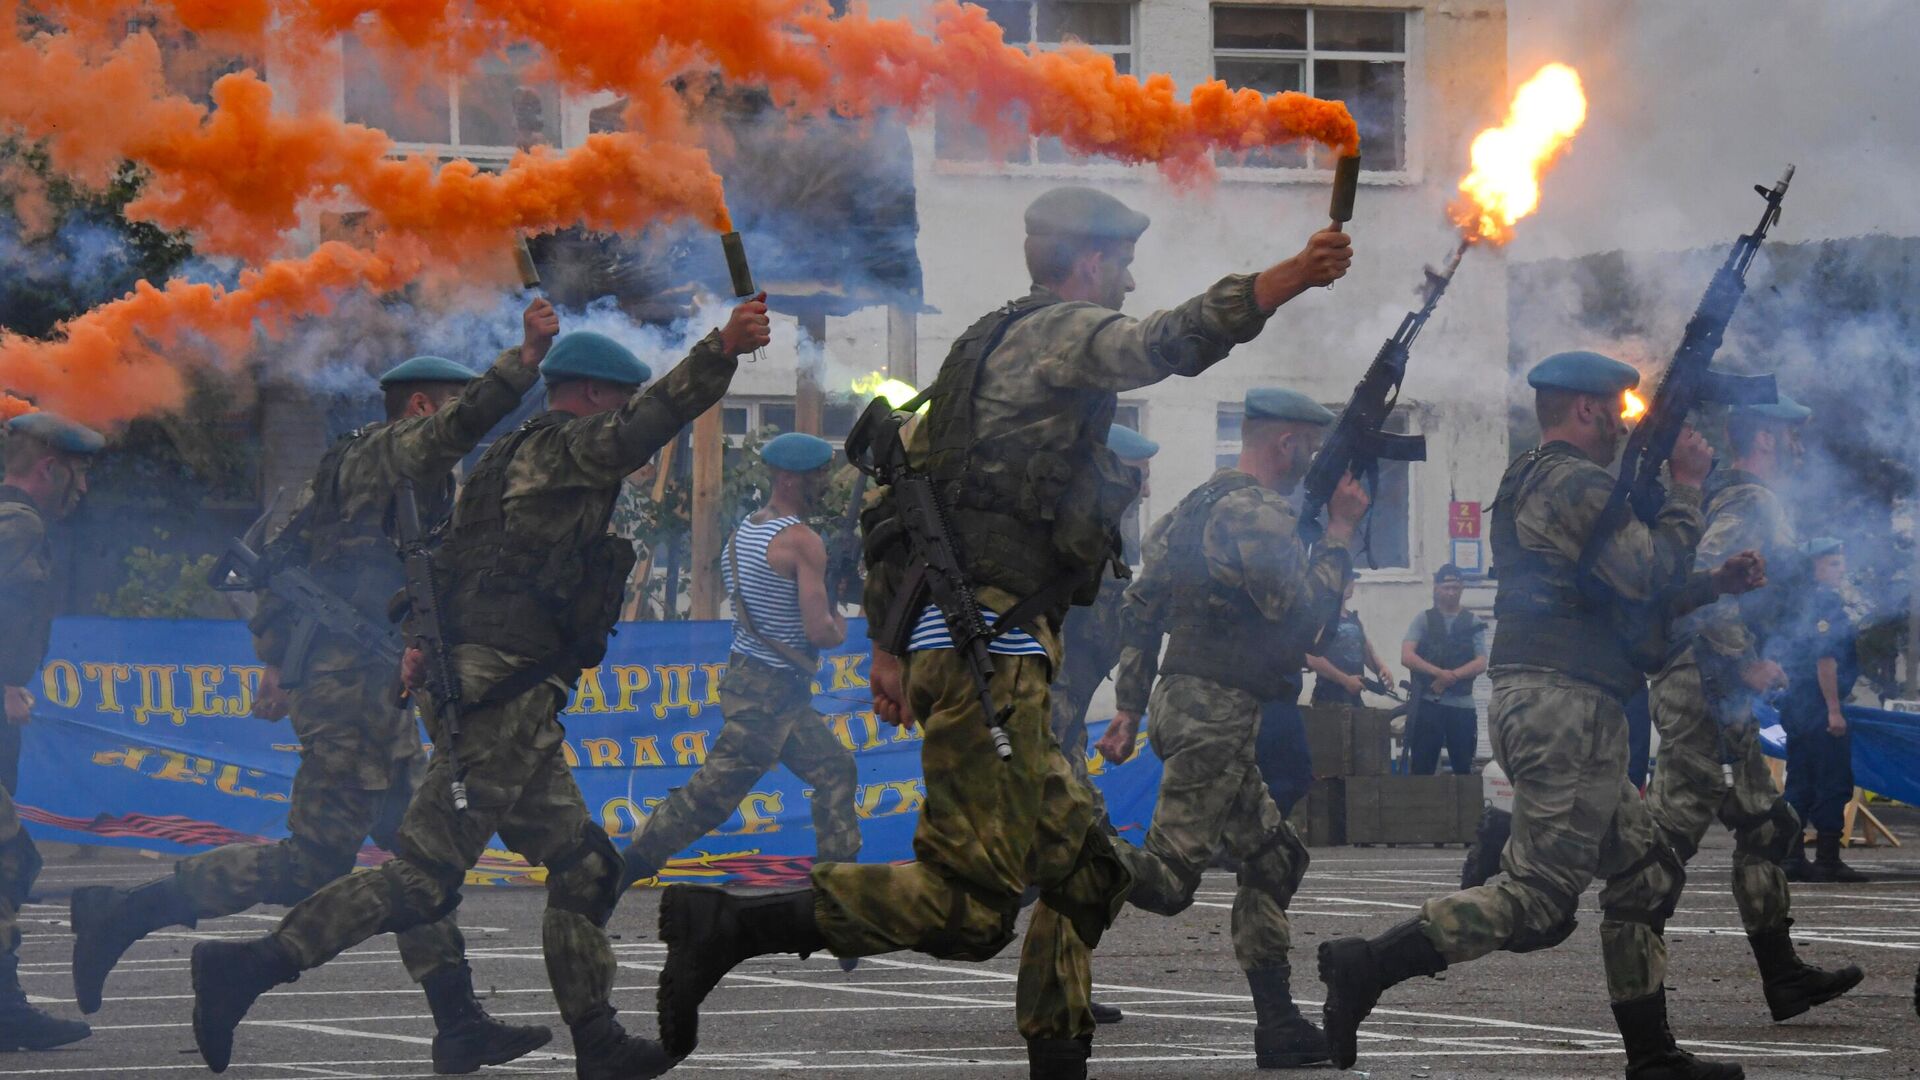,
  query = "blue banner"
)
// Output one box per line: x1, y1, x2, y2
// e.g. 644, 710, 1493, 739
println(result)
1756, 701, 1920, 809
18, 617, 1164, 885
